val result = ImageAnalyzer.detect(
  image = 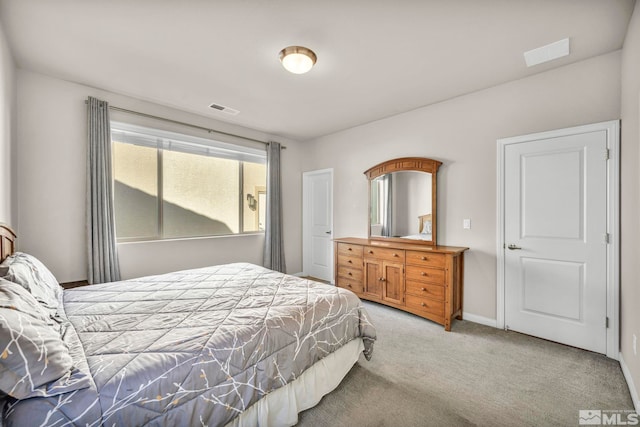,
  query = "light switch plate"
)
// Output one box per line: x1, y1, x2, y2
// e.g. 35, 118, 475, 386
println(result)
463, 219, 471, 229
